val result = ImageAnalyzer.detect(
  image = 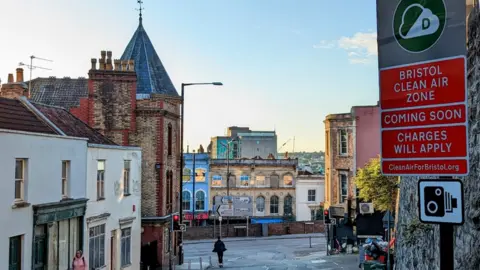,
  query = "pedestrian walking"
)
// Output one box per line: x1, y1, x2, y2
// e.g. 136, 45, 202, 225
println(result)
212, 236, 227, 268
71, 250, 87, 270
